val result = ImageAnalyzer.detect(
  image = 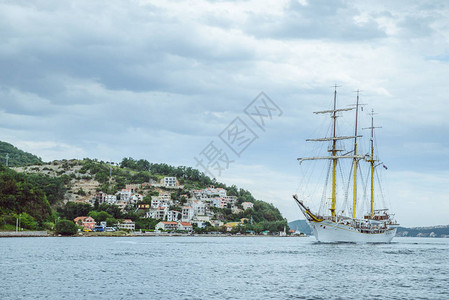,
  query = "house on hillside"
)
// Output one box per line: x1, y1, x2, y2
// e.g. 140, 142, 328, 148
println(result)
125, 184, 141, 193
95, 192, 106, 204
105, 194, 117, 204
222, 196, 237, 209
191, 200, 206, 216
166, 210, 180, 222
146, 207, 168, 220
118, 189, 132, 202
178, 222, 193, 231
151, 197, 170, 209
210, 197, 222, 208
155, 221, 178, 231
117, 219, 135, 231
163, 177, 177, 187
74, 216, 96, 230
242, 202, 254, 210
182, 207, 194, 222
115, 201, 128, 211
130, 194, 144, 204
